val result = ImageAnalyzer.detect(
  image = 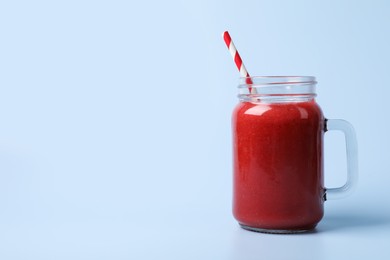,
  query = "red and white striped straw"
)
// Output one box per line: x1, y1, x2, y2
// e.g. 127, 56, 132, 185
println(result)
222, 31, 254, 89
